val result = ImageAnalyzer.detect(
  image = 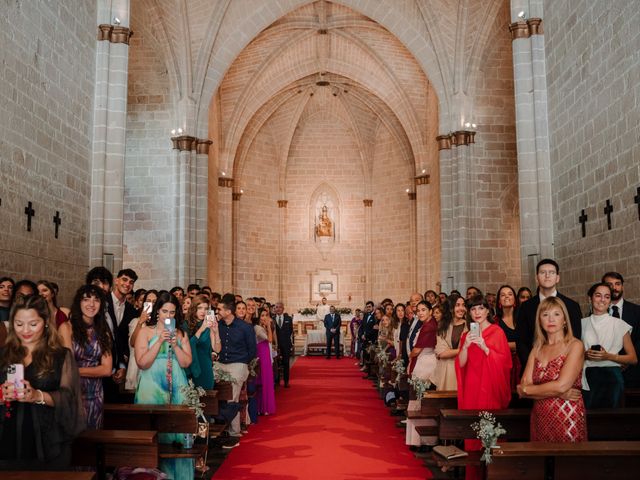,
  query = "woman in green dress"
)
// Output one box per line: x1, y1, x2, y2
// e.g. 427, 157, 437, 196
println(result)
184, 294, 220, 390
134, 292, 193, 479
